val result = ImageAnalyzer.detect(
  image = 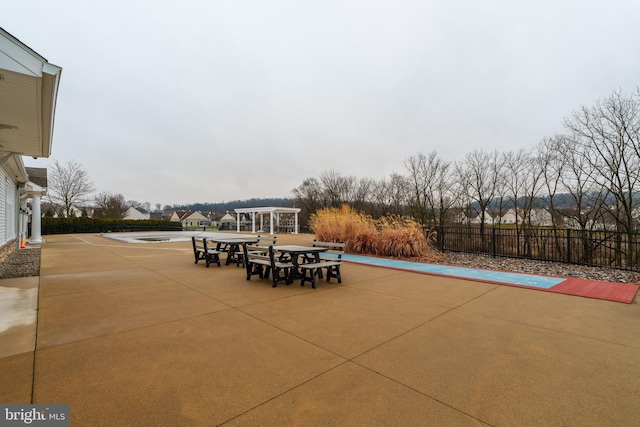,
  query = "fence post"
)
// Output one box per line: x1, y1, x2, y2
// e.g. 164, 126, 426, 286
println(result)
566, 228, 571, 264
492, 227, 497, 257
